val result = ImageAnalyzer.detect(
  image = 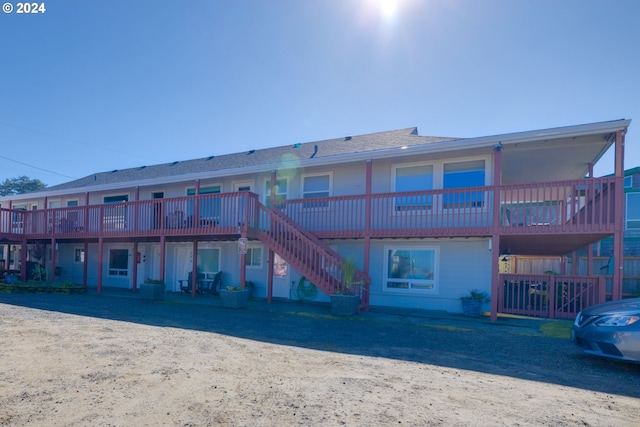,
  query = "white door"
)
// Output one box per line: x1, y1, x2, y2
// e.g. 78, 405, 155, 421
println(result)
172, 246, 191, 292
272, 253, 290, 298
